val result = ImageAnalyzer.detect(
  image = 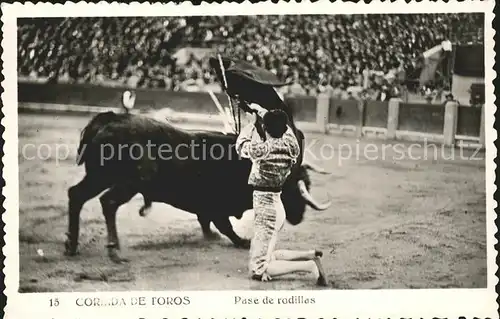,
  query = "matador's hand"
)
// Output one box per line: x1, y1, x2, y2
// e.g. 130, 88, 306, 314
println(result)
248, 103, 268, 118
